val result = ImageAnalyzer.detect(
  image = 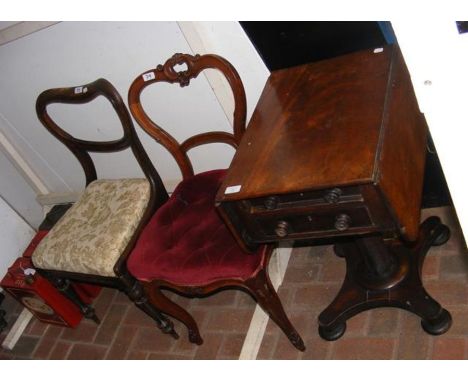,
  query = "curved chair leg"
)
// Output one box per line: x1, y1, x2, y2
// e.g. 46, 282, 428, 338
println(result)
144, 283, 203, 345
245, 270, 305, 351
